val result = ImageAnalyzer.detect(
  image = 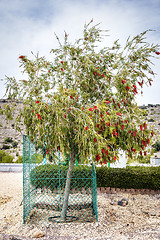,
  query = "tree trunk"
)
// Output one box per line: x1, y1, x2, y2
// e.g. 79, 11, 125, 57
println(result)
60, 150, 75, 221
